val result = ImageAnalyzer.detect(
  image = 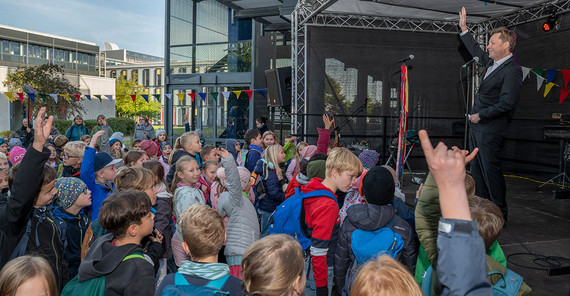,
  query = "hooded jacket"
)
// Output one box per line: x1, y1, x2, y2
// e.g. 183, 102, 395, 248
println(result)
245, 144, 263, 173
285, 173, 310, 199
154, 185, 173, 258
53, 206, 90, 279
134, 123, 155, 141
78, 233, 155, 296
302, 178, 340, 289
254, 159, 285, 213
81, 147, 114, 221
333, 203, 416, 292
66, 123, 89, 141
0, 146, 49, 268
